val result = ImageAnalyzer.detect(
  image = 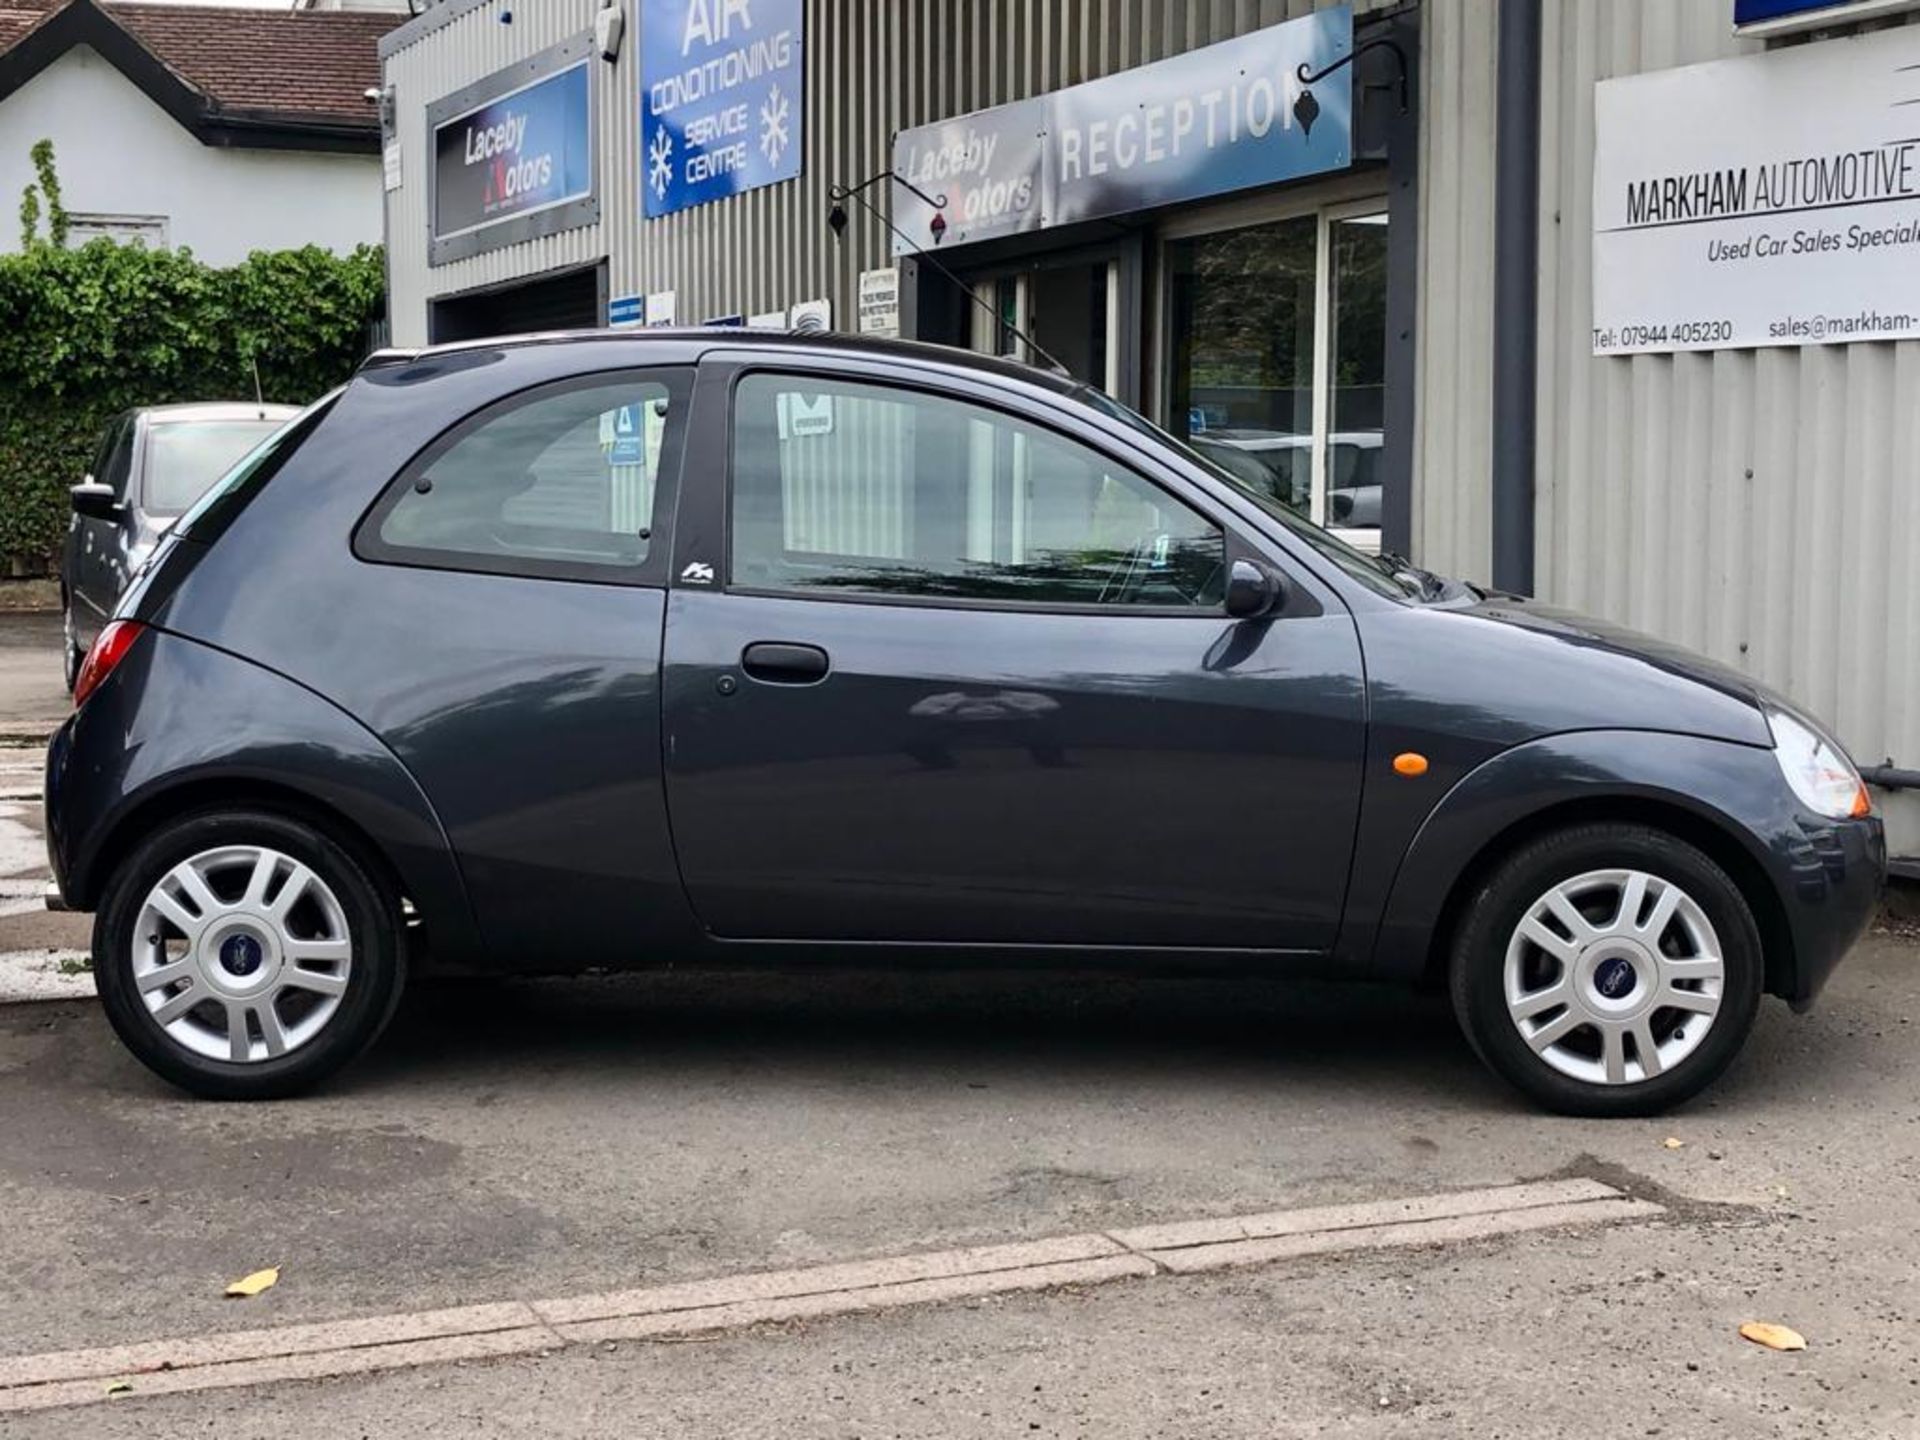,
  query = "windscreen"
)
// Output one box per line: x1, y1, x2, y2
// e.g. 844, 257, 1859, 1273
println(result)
1074, 386, 1414, 600
144, 419, 291, 516
174, 391, 342, 541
